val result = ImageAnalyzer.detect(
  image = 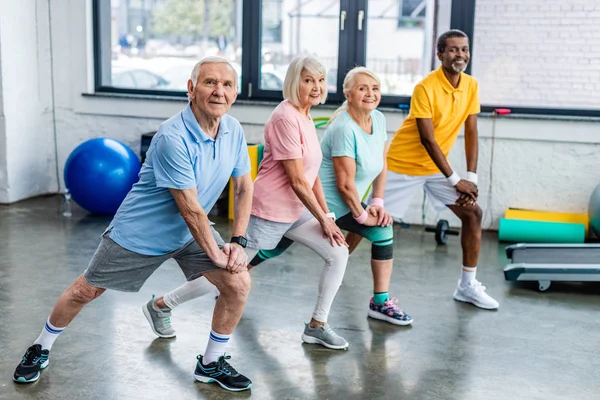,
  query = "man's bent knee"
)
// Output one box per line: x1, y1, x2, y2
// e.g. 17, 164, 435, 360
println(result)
215, 271, 251, 300
459, 205, 482, 224
68, 276, 105, 305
